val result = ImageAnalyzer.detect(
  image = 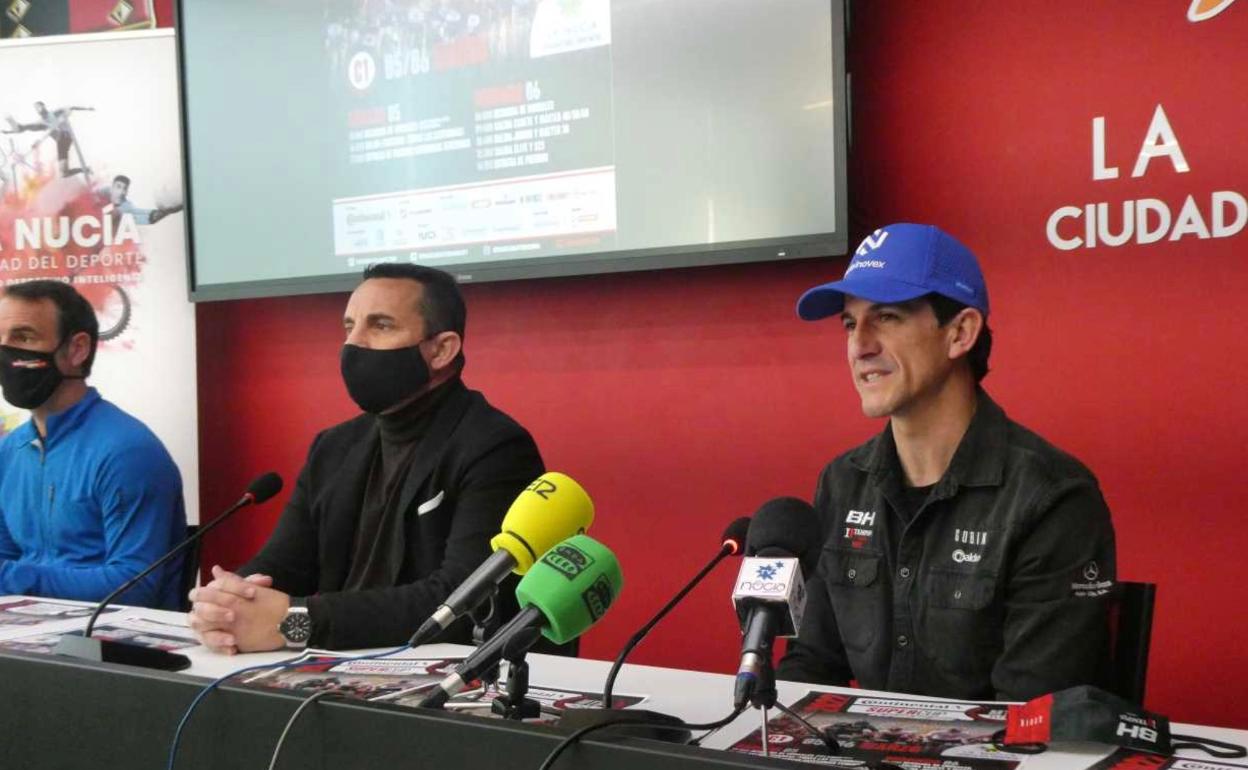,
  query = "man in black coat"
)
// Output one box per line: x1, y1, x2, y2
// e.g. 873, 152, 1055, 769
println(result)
188, 264, 544, 653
